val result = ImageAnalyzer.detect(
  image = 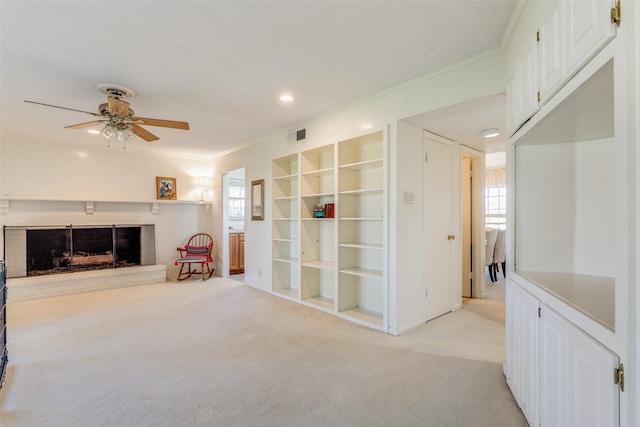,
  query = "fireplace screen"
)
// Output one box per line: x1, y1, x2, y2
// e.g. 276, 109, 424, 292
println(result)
25, 226, 142, 276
